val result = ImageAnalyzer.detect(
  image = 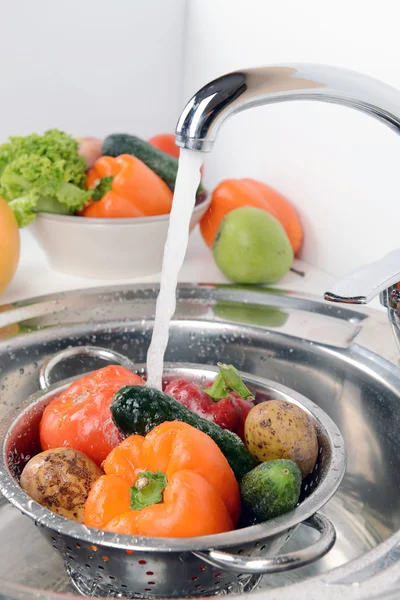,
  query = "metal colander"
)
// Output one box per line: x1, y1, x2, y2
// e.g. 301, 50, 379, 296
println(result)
0, 346, 347, 599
